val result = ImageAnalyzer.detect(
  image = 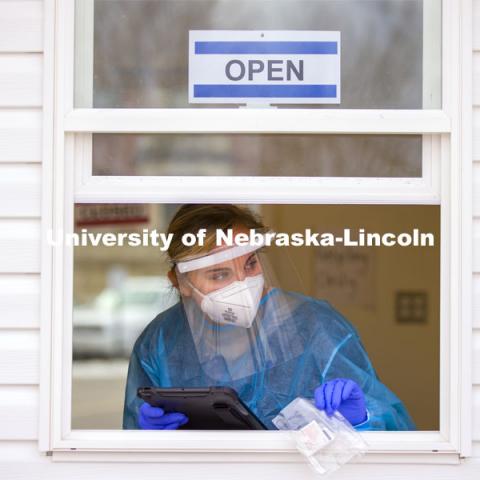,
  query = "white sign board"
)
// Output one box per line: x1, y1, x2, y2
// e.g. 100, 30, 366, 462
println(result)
189, 30, 341, 105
